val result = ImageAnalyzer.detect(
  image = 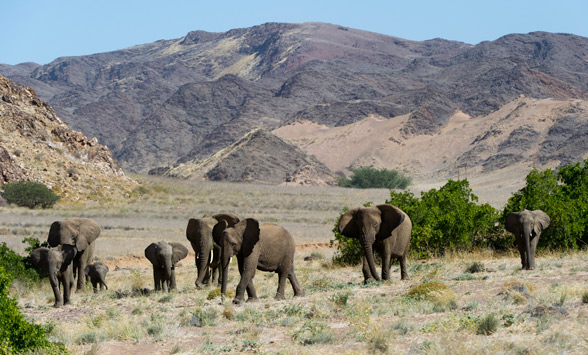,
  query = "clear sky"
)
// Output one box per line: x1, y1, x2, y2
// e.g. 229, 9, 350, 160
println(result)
2, 0, 587, 65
